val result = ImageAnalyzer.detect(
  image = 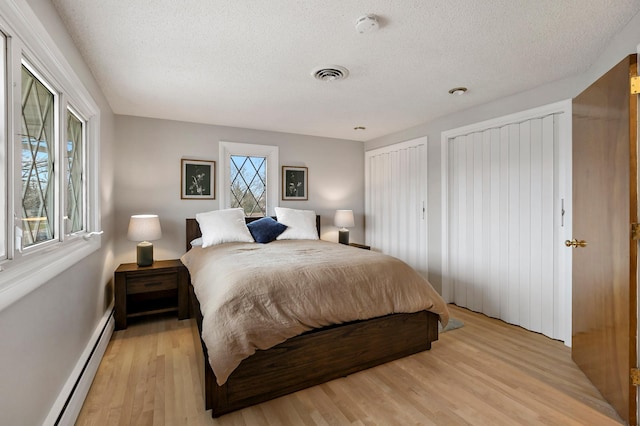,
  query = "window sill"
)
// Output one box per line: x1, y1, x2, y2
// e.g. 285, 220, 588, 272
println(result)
0, 237, 101, 312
